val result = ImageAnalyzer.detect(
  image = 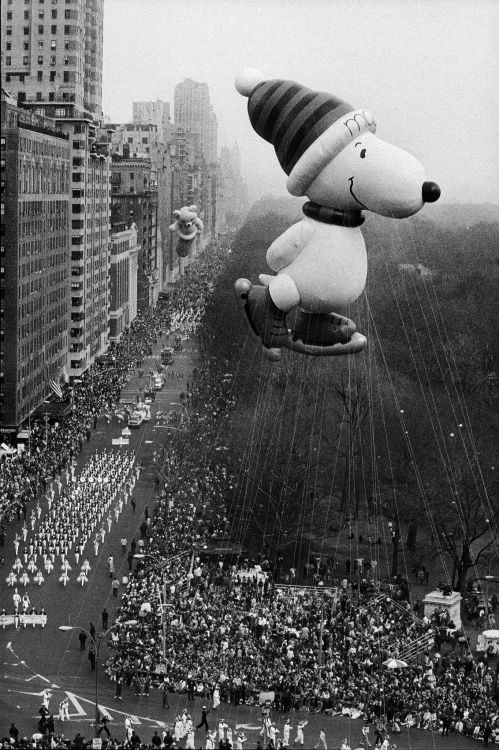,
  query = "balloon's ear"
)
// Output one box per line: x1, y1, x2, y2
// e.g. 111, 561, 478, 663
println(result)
173, 210, 180, 219
188, 205, 198, 213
